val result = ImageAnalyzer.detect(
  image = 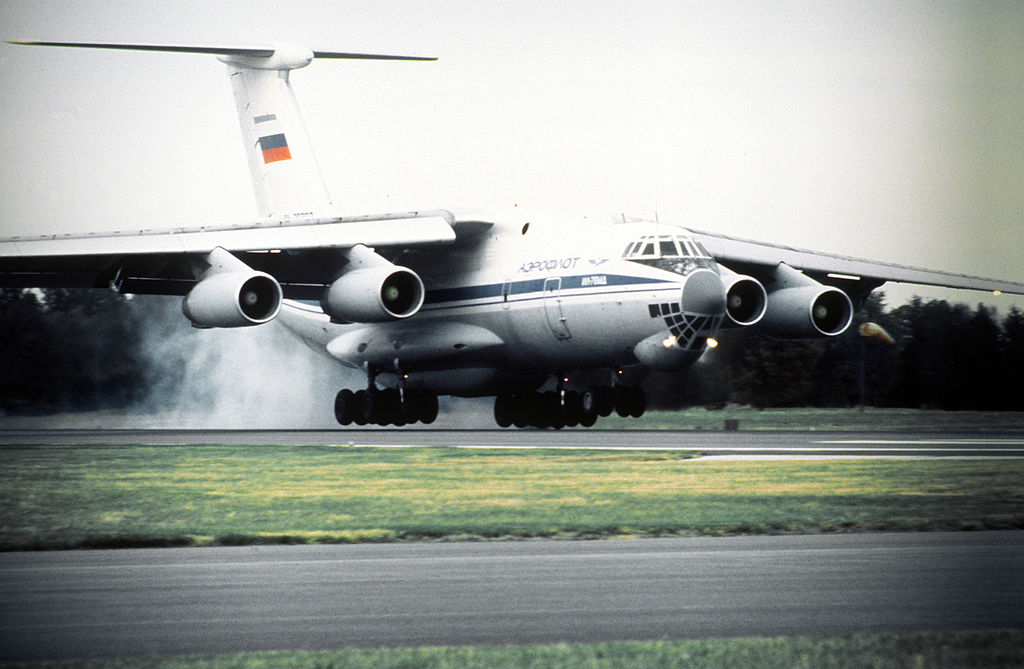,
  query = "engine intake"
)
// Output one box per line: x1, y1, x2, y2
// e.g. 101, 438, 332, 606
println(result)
757, 264, 853, 339
321, 245, 424, 322
183, 271, 282, 328
720, 271, 767, 327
